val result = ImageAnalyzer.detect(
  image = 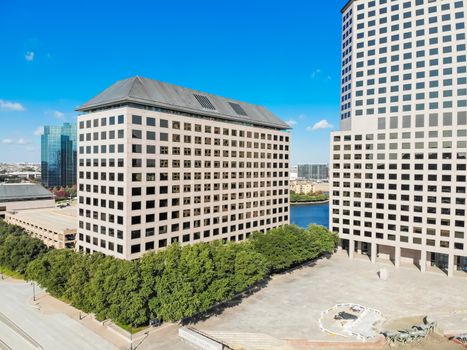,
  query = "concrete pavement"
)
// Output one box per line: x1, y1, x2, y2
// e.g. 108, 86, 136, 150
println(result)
0, 280, 118, 350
